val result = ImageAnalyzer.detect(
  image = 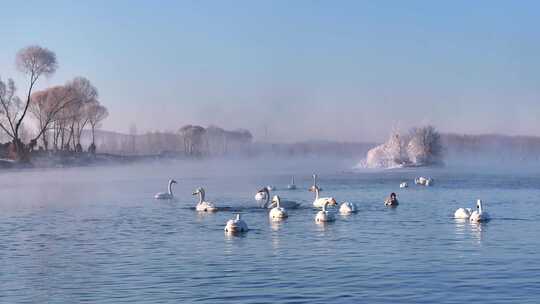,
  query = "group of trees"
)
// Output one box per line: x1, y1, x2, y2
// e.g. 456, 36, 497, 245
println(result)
0, 45, 108, 161
180, 125, 253, 156
365, 125, 443, 168
95, 125, 253, 157
29, 77, 109, 153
